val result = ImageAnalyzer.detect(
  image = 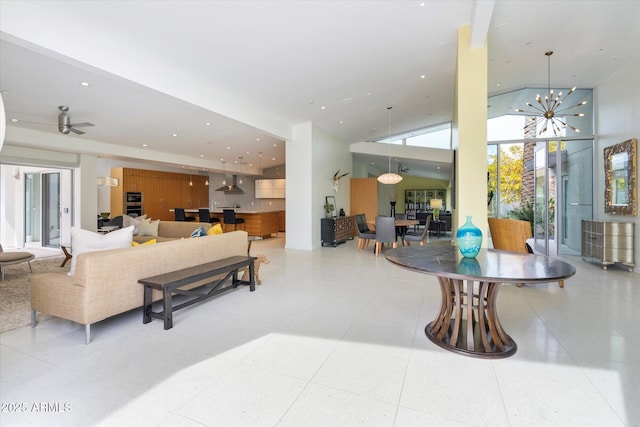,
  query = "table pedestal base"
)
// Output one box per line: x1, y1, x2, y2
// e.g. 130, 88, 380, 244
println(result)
426, 277, 516, 359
